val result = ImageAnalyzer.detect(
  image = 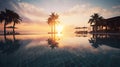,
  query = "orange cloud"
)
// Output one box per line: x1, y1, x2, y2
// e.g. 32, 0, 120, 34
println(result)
12, 2, 49, 23
7, 3, 120, 34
